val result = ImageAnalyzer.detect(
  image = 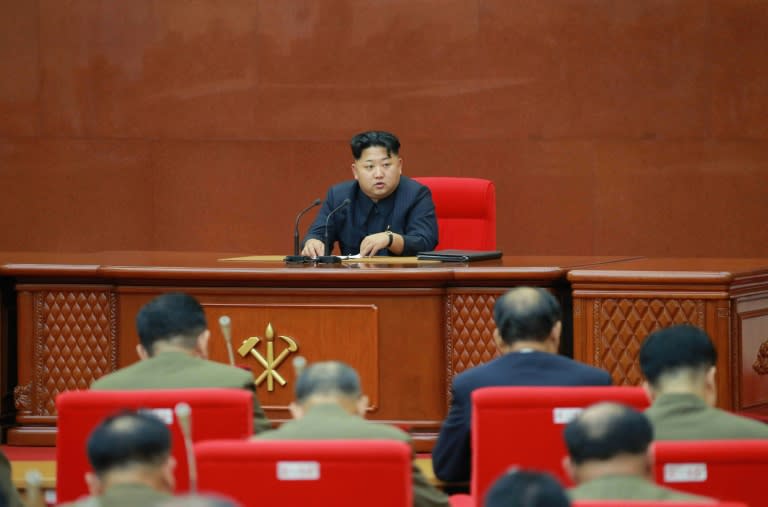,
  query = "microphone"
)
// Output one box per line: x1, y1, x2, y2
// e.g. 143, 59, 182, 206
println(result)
285, 198, 322, 263
175, 402, 197, 493
292, 355, 307, 379
317, 198, 351, 264
218, 315, 235, 366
